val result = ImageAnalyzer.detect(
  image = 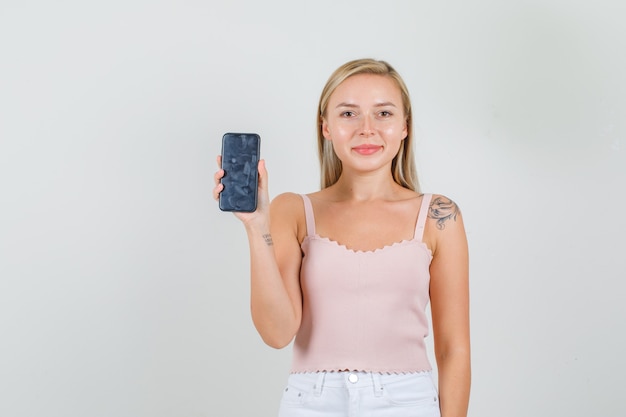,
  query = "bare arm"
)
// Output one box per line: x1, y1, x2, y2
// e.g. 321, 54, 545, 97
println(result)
213, 158, 303, 348
427, 195, 471, 417
248, 191, 303, 348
